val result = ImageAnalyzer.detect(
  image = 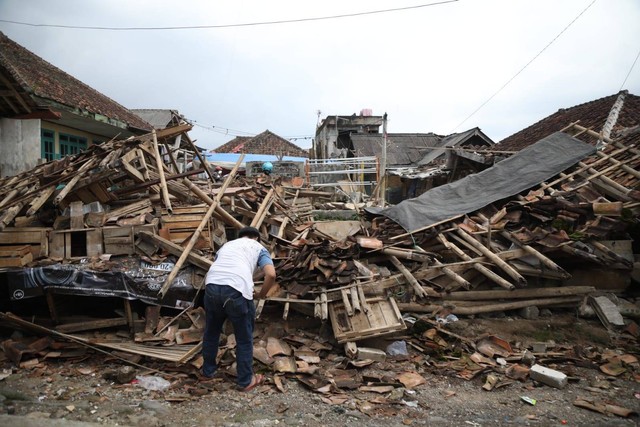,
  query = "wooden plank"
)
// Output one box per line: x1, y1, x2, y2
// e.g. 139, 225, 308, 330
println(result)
0, 229, 50, 244
0, 252, 32, 267
0, 245, 30, 257
26, 186, 56, 217
69, 201, 84, 230
341, 288, 354, 316
86, 229, 103, 256
55, 317, 128, 333
49, 232, 65, 258
88, 182, 114, 203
